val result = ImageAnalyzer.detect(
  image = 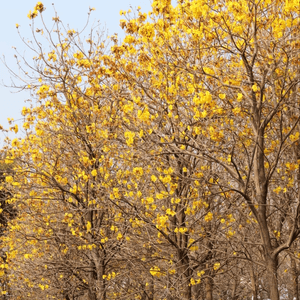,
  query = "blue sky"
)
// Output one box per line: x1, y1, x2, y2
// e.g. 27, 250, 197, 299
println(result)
0, 0, 152, 145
